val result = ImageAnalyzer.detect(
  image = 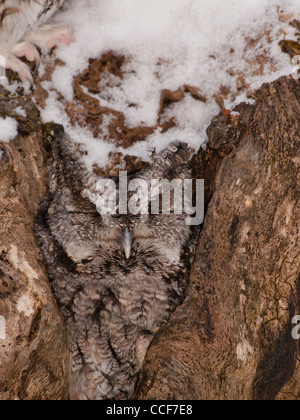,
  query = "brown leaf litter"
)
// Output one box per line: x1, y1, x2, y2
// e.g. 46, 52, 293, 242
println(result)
56, 51, 206, 176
